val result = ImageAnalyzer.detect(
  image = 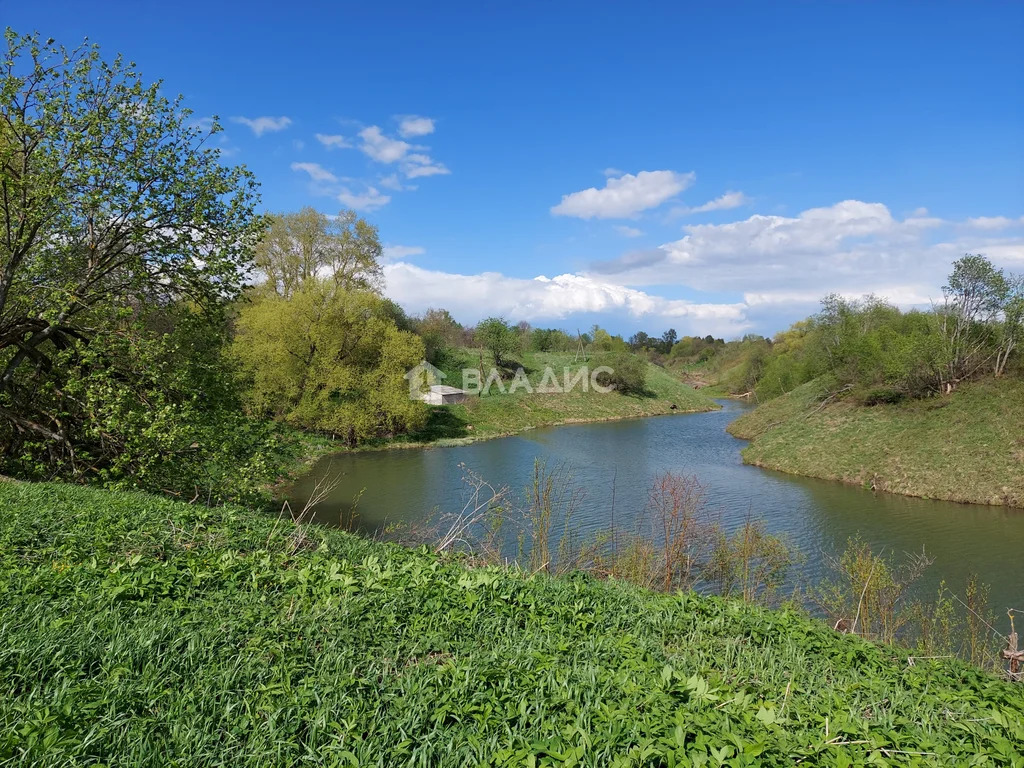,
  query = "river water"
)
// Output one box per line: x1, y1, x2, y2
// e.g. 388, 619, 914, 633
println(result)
287, 399, 1024, 613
